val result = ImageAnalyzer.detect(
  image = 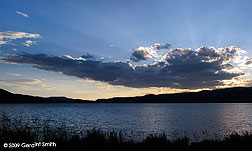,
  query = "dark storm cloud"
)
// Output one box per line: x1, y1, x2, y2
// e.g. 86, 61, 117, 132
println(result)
81, 53, 96, 60
244, 57, 252, 65
0, 46, 245, 89
130, 50, 150, 62
155, 43, 171, 50
130, 43, 171, 62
